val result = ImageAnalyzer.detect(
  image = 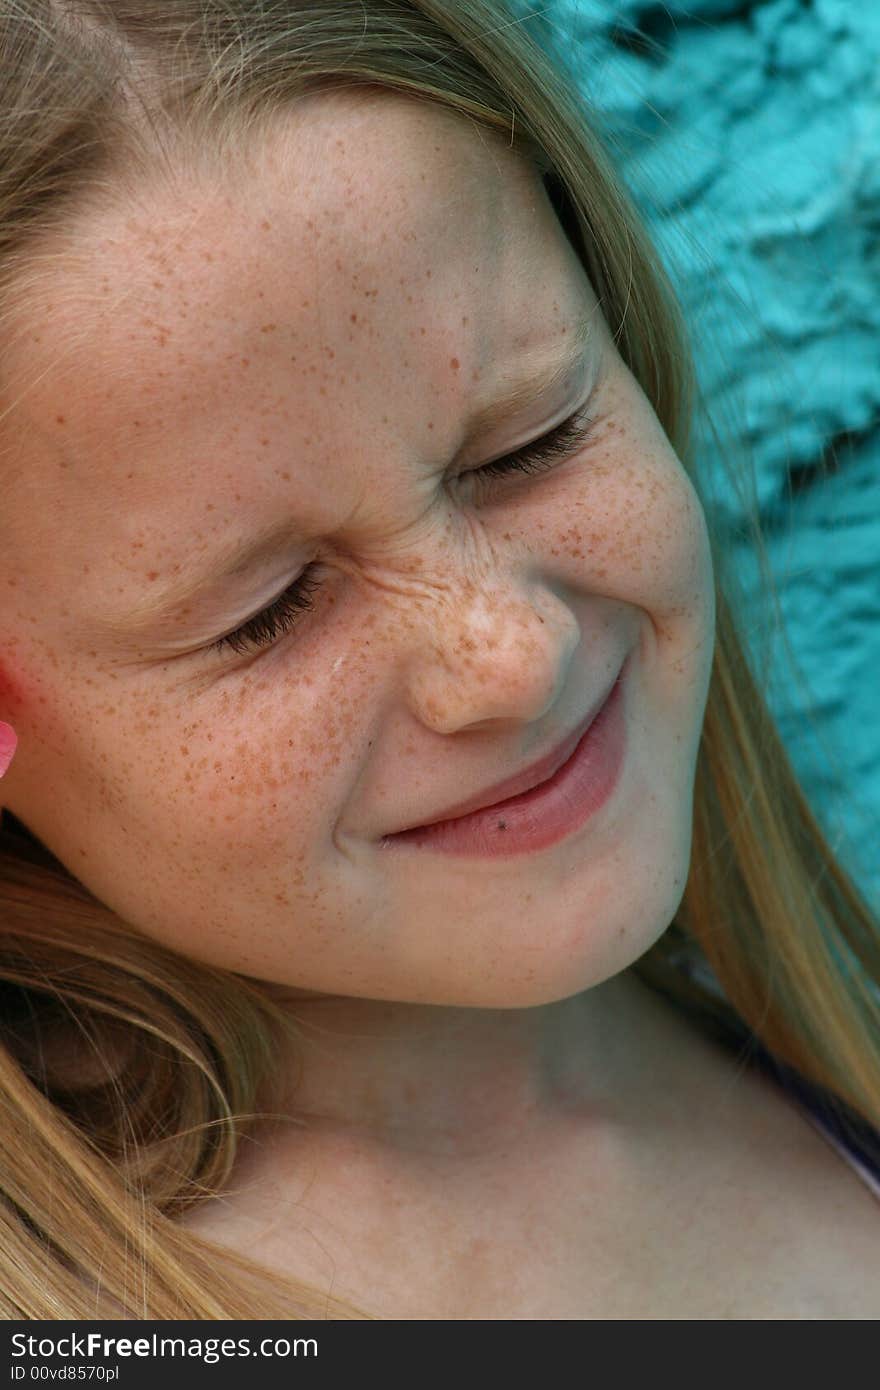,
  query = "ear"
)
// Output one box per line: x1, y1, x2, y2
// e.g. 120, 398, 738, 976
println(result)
0, 721, 16, 778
